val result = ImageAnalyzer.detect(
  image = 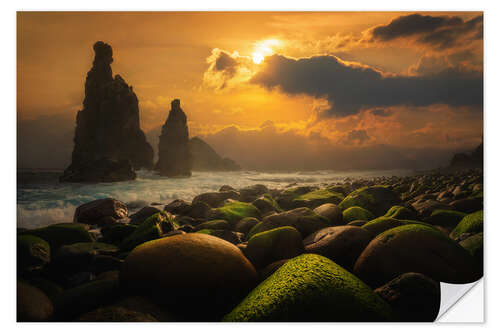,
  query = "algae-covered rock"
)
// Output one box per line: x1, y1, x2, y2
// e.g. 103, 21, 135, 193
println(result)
374, 273, 440, 322
120, 233, 258, 320
313, 203, 343, 226
245, 226, 304, 268
303, 226, 372, 270
17, 235, 51, 273
424, 209, 466, 230
101, 223, 137, 245
459, 232, 483, 271
362, 217, 431, 237
249, 207, 329, 238
17, 281, 54, 321
192, 191, 240, 207
129, 206, 161, 225
77, 306, 158, 322
194, 219, 230, 231
196, 229, 244, 245
234, 217, 260, 234
343, 206, 375, 223
450, 210, 483, 240
120, 211, 176, 251
275, 186, 317, 210
354, 224, 481, 288
292, 189, 344, 209
211, 200, 261, 225
339, 186, 401, 217
239, 184, 269, 202
384, 206, 417, 220
347, 220, 367, 227
252, 193, 281, 216
22, 223, 94, 251
223, 254, 394, 322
